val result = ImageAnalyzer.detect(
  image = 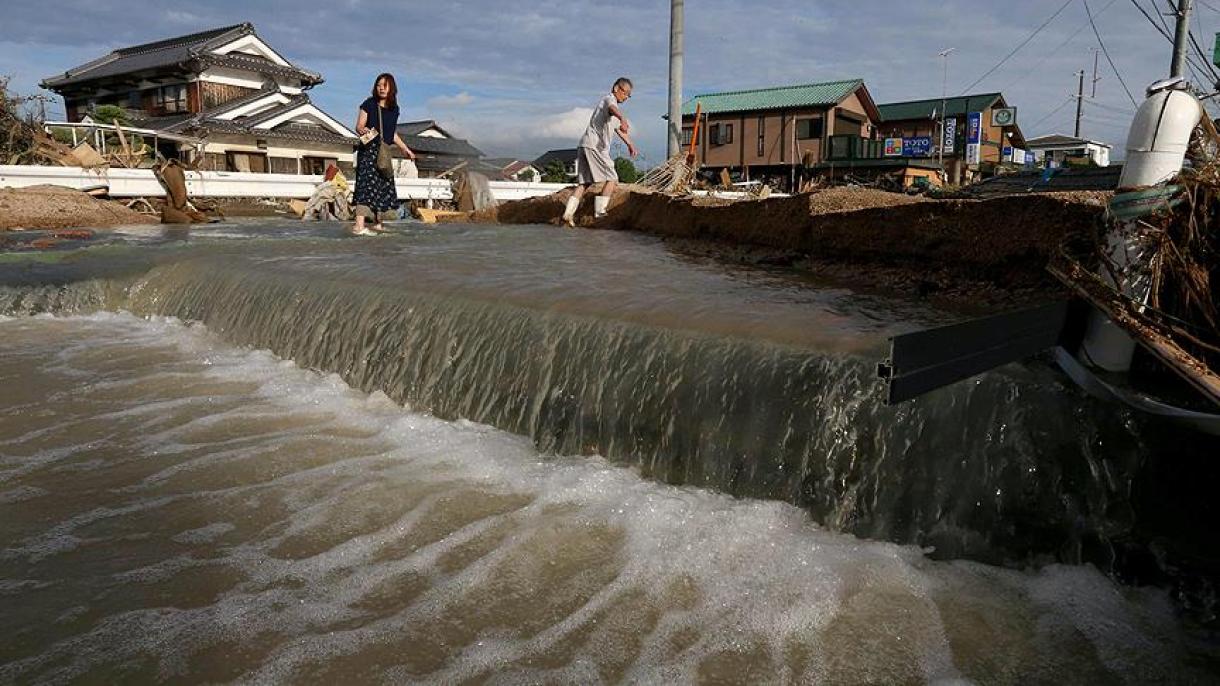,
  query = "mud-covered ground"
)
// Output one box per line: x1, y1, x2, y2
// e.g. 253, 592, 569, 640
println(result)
0, 185, 157, 230
451, 186, 1111, 307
